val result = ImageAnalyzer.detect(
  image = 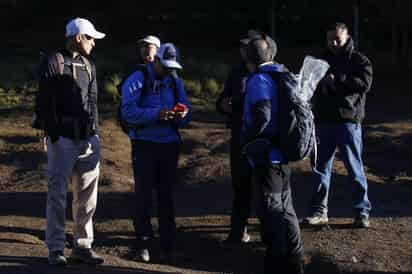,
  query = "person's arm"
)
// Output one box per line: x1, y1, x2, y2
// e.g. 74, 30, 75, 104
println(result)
216, 67, 235, 115
89, 62, 99, 131
120, 71, 162, 125
336, 54, 373, 95
241, 75, 274, 145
